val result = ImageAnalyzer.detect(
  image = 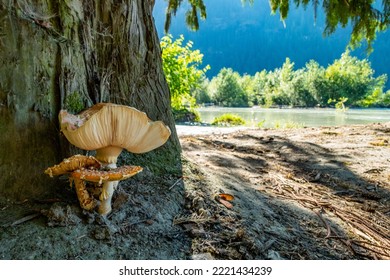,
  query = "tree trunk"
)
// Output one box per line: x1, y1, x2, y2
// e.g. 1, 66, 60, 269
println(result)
0, 0, 180, 200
